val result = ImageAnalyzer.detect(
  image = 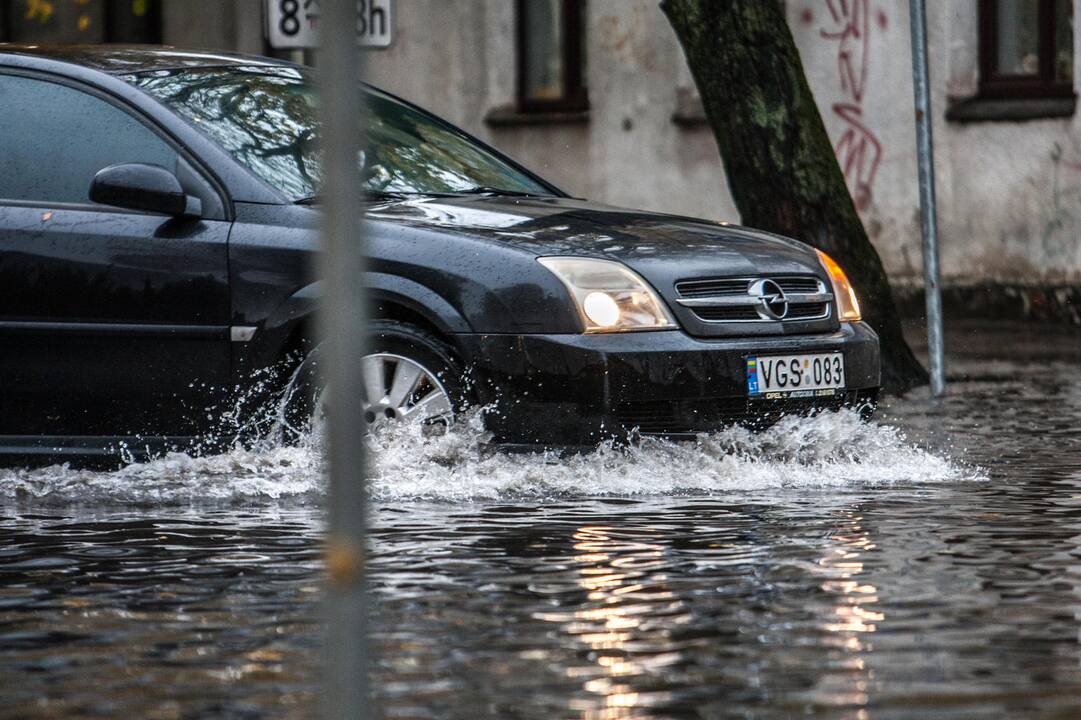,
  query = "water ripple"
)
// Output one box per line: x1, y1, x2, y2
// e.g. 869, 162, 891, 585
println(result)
2, 326, 1079, 718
